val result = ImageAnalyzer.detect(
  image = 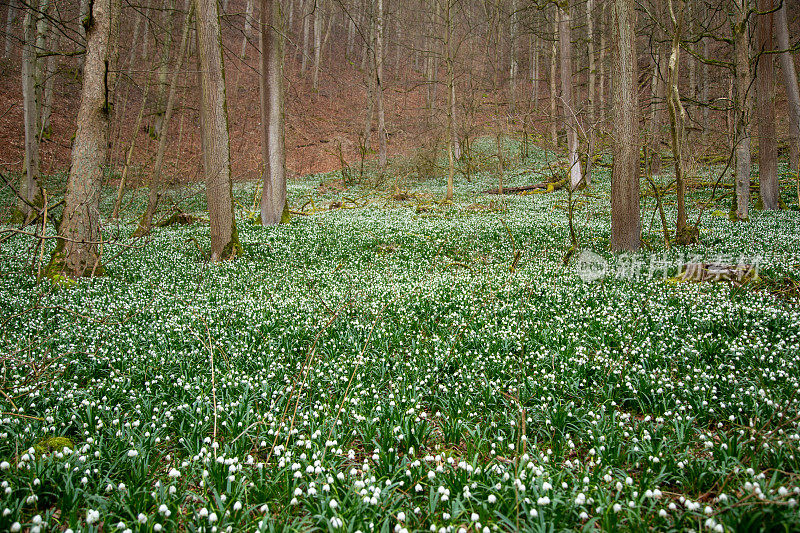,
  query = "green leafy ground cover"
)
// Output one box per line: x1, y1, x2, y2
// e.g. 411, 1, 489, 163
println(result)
1, 143, 800, 532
